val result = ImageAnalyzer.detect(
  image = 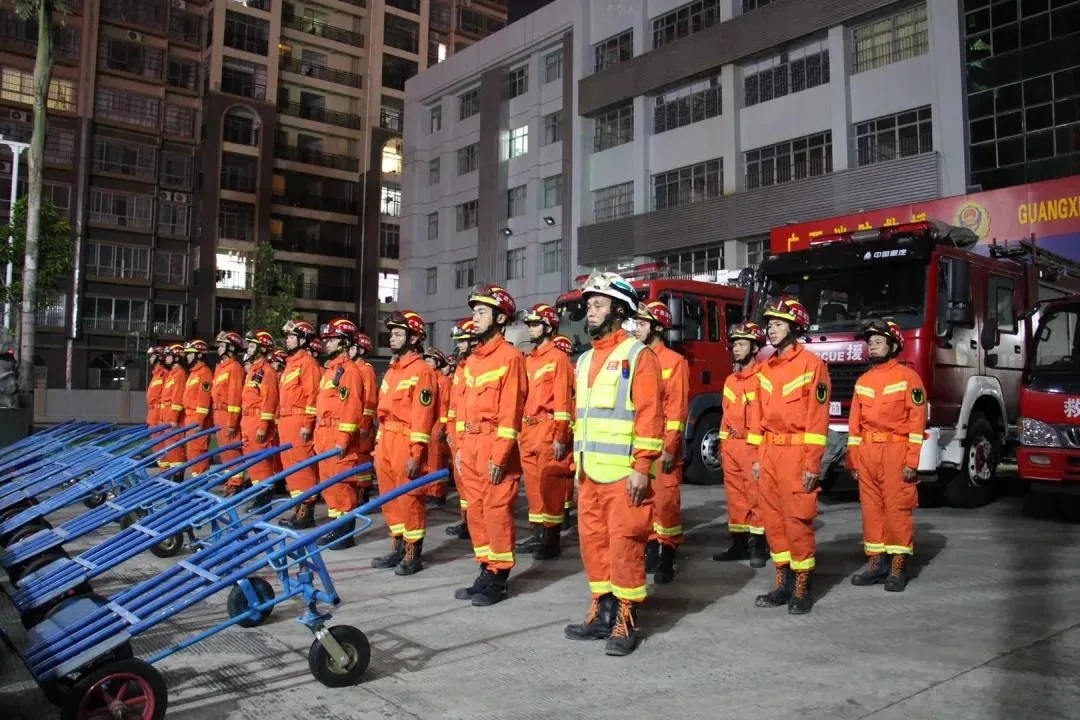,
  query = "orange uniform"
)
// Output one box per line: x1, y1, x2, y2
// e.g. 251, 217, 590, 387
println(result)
240, 357, 280, 485
426, 372, 453, 497
847, 360, 926, 558
459, 335, 527, 572
278, 350, 320, 498
375, 351, 439, 544
313, 353, 365, 517
747, 343, 831, 572
354, 357, 378, 489
520, 340, 574, 528
447, 360, 470, 509
649, 341, 690, 548
146, 365, 165, 428
159, 363, 188, 466
719, 361, 764, 536
211, 355, 245, 486
181, 361, 214, 474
